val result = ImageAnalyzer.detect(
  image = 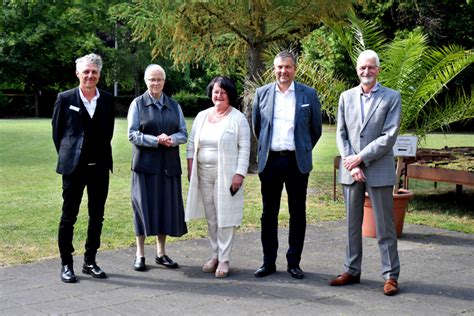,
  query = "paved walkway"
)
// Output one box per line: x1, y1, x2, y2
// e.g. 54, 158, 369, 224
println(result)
1, 221, 473, 315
